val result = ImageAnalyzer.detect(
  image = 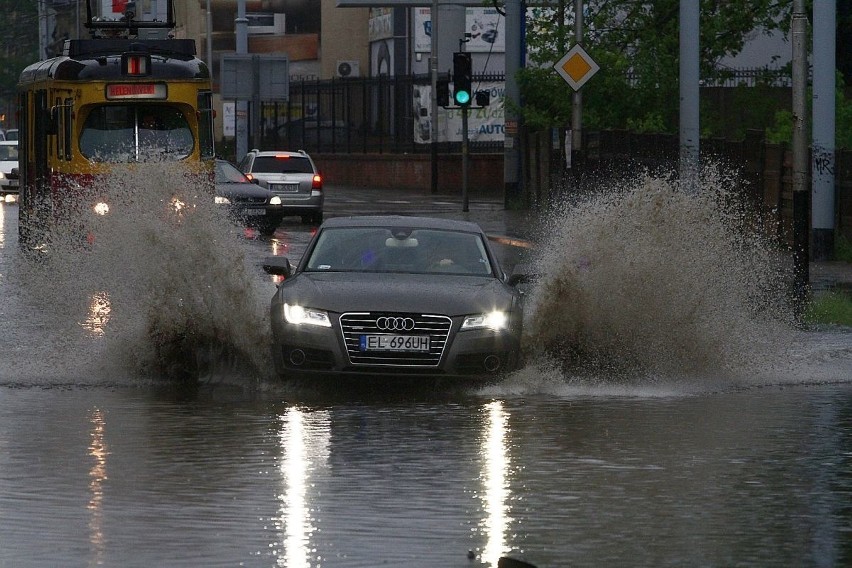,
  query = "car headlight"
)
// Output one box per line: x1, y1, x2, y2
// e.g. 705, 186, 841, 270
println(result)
215, 196, 231, 204
0, 172, 5, 180
283, 303, 332, 327
461, 310, 509, 331
269, 195, 282, 205
93, 202, 110, 216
